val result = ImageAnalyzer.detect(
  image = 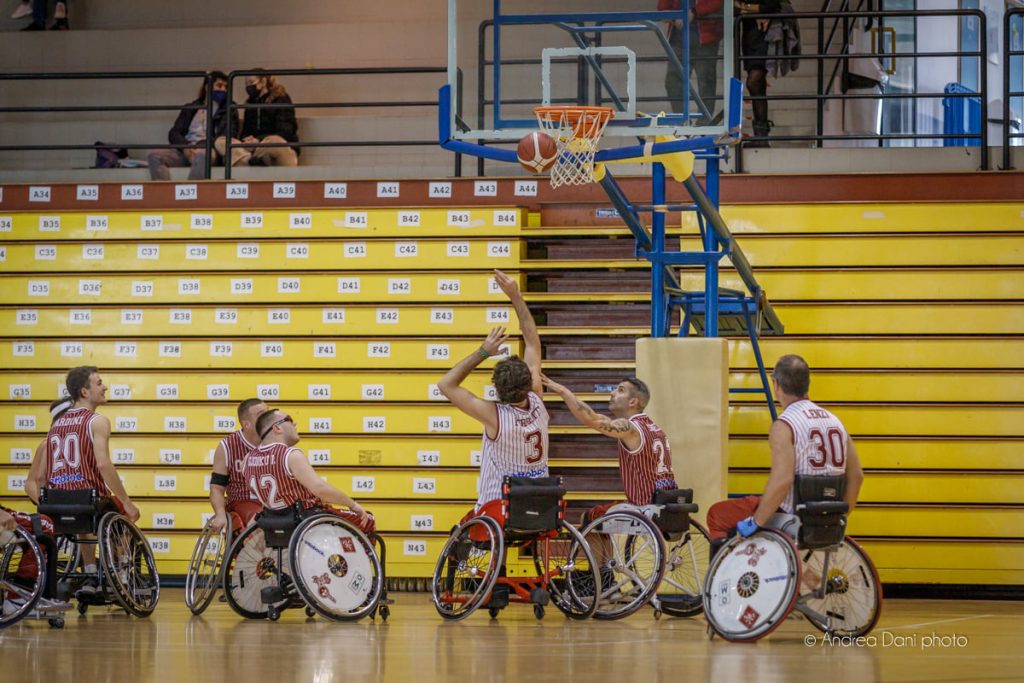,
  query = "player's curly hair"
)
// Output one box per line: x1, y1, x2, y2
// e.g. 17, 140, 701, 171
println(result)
492, 355, 532, 405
